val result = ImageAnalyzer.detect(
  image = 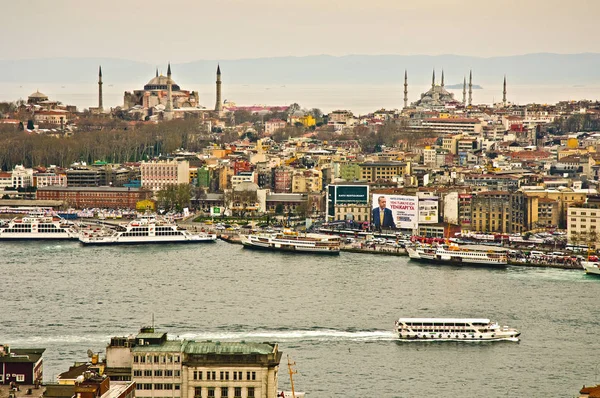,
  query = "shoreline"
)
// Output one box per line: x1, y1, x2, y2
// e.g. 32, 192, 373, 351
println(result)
218, 233, 584, 270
